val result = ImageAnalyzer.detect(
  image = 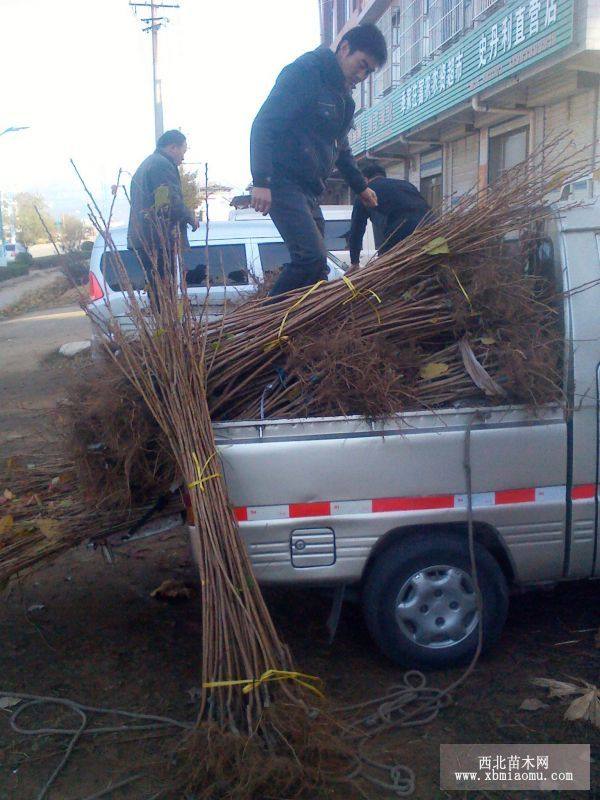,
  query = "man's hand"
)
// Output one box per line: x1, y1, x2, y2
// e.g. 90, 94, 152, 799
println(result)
359, 187, 378, 208
251, 187, 272, 215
